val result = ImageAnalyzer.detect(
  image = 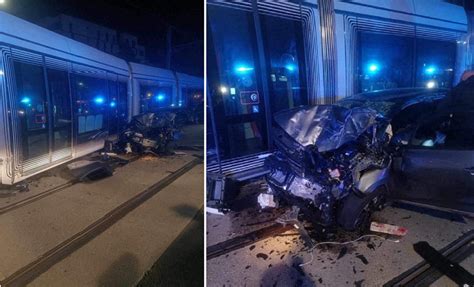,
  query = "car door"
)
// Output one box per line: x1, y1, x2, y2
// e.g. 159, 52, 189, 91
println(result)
390, 109, 474, 213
